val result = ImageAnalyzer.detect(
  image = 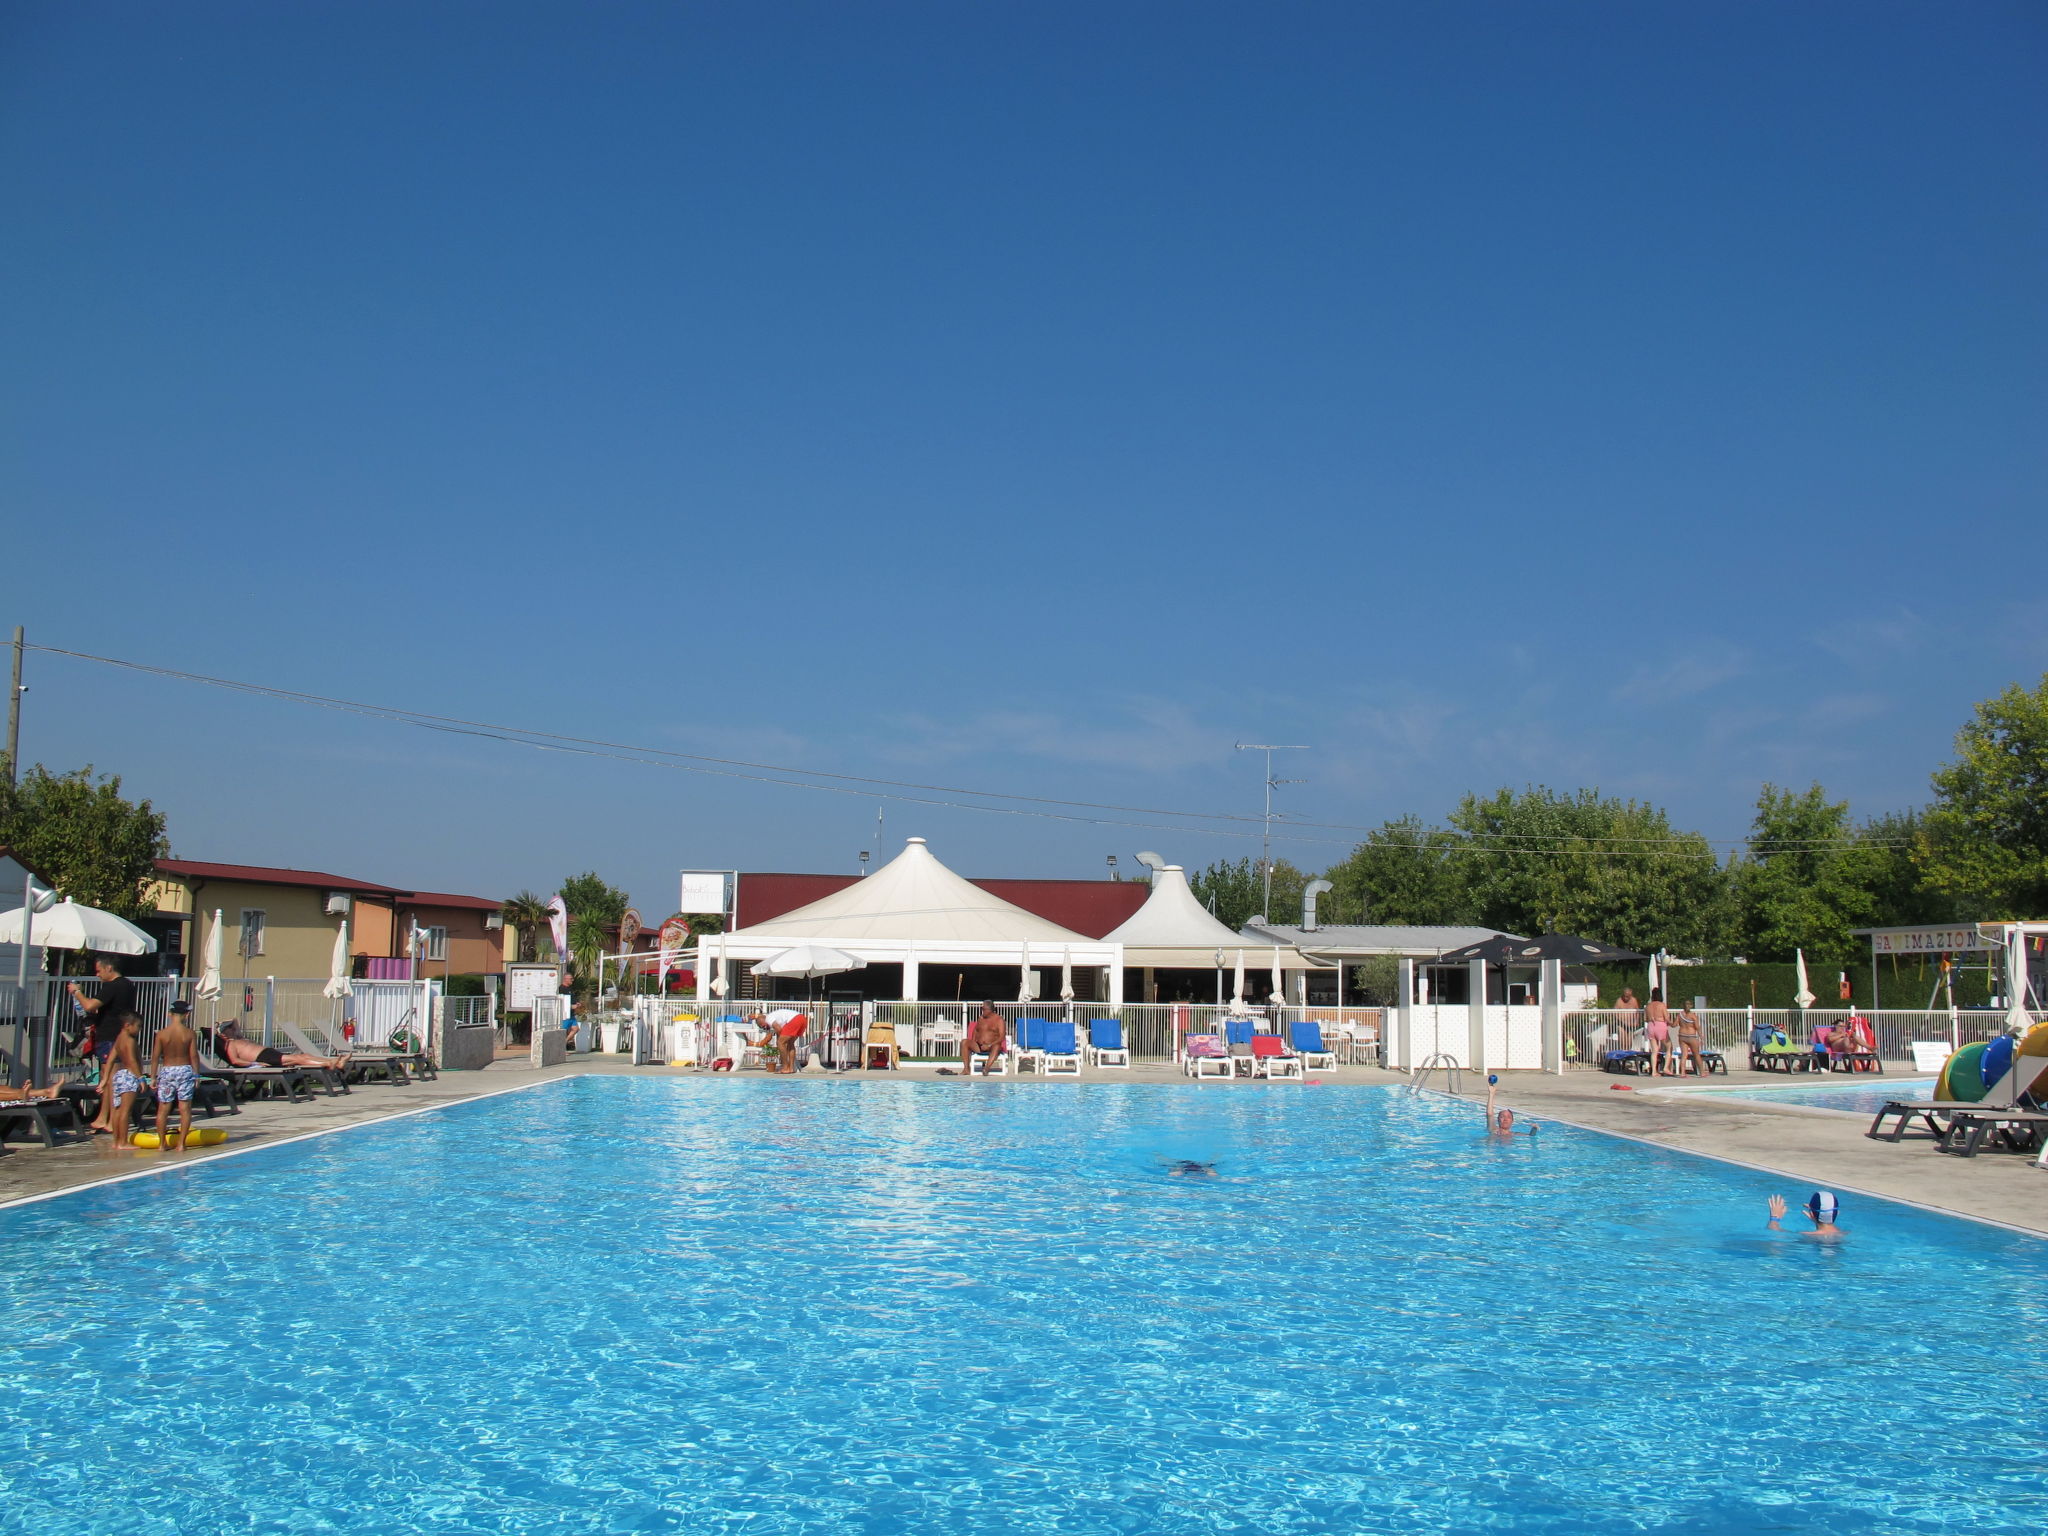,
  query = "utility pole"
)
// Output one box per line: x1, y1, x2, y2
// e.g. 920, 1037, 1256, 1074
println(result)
1235, 742, 1308, 920
5, 626, 21, 788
